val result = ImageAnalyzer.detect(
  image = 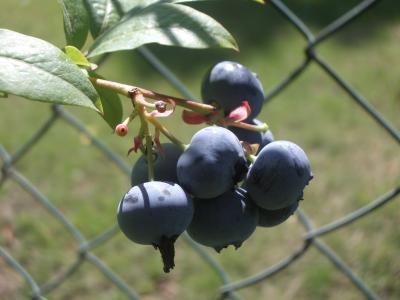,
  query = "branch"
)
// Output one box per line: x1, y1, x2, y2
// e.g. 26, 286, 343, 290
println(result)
90, 77, 216, 114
